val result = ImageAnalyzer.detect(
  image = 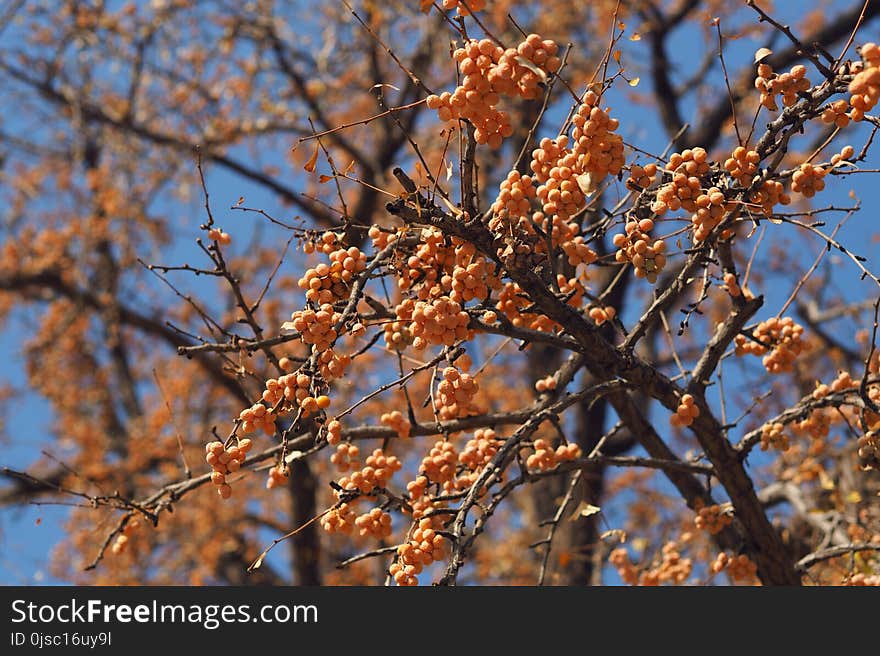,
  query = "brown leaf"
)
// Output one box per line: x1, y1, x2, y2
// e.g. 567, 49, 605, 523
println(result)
440, 195, 464, 217
303, 142, 319, 173
318, 174, 333, 184
754, 47, 773, 63
629, 33, 641, 41
569, 501, 601, 521
513, 55, 548, 81
248, 551, 267, 571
